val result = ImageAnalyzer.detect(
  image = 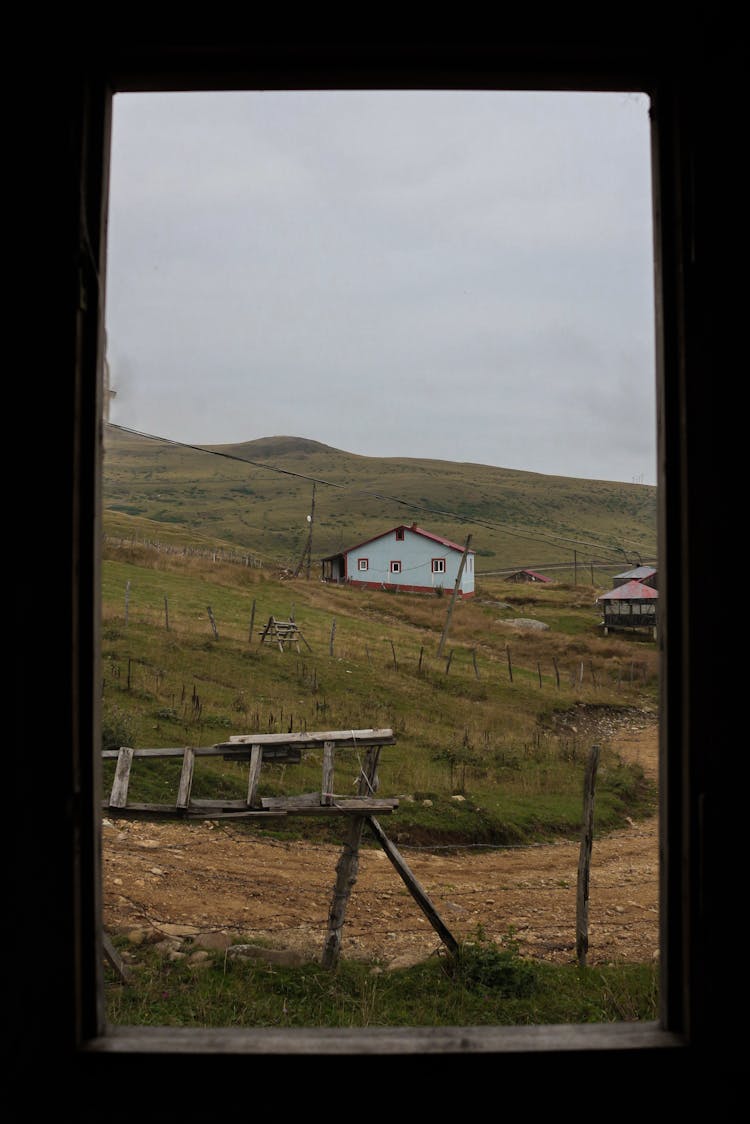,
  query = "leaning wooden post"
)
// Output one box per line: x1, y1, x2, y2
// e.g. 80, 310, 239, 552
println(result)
365, 815, 459, 957
437, 534, 472, 657
124, 580, 130, 627
164, 596, 170, 632
506, 644, 513, 683
322, 744, 381, 969
329, 618, 336, 657
248, 599, 256, 644
576, 743, 601, 968
207, 606, 219, 640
